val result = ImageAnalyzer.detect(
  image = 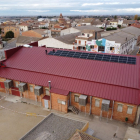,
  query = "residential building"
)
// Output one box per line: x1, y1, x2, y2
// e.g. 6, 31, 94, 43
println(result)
1, 26, 20, 38
121, 26, 140, 45
86, 31, 135, 54
18, 23, 29, 32
22, 29, 51, 38
38, 32, 81, 49
73, 18, 95, 26
0, 46, 140, 124
61, 25, 103, 36
131, 21, 140, 29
